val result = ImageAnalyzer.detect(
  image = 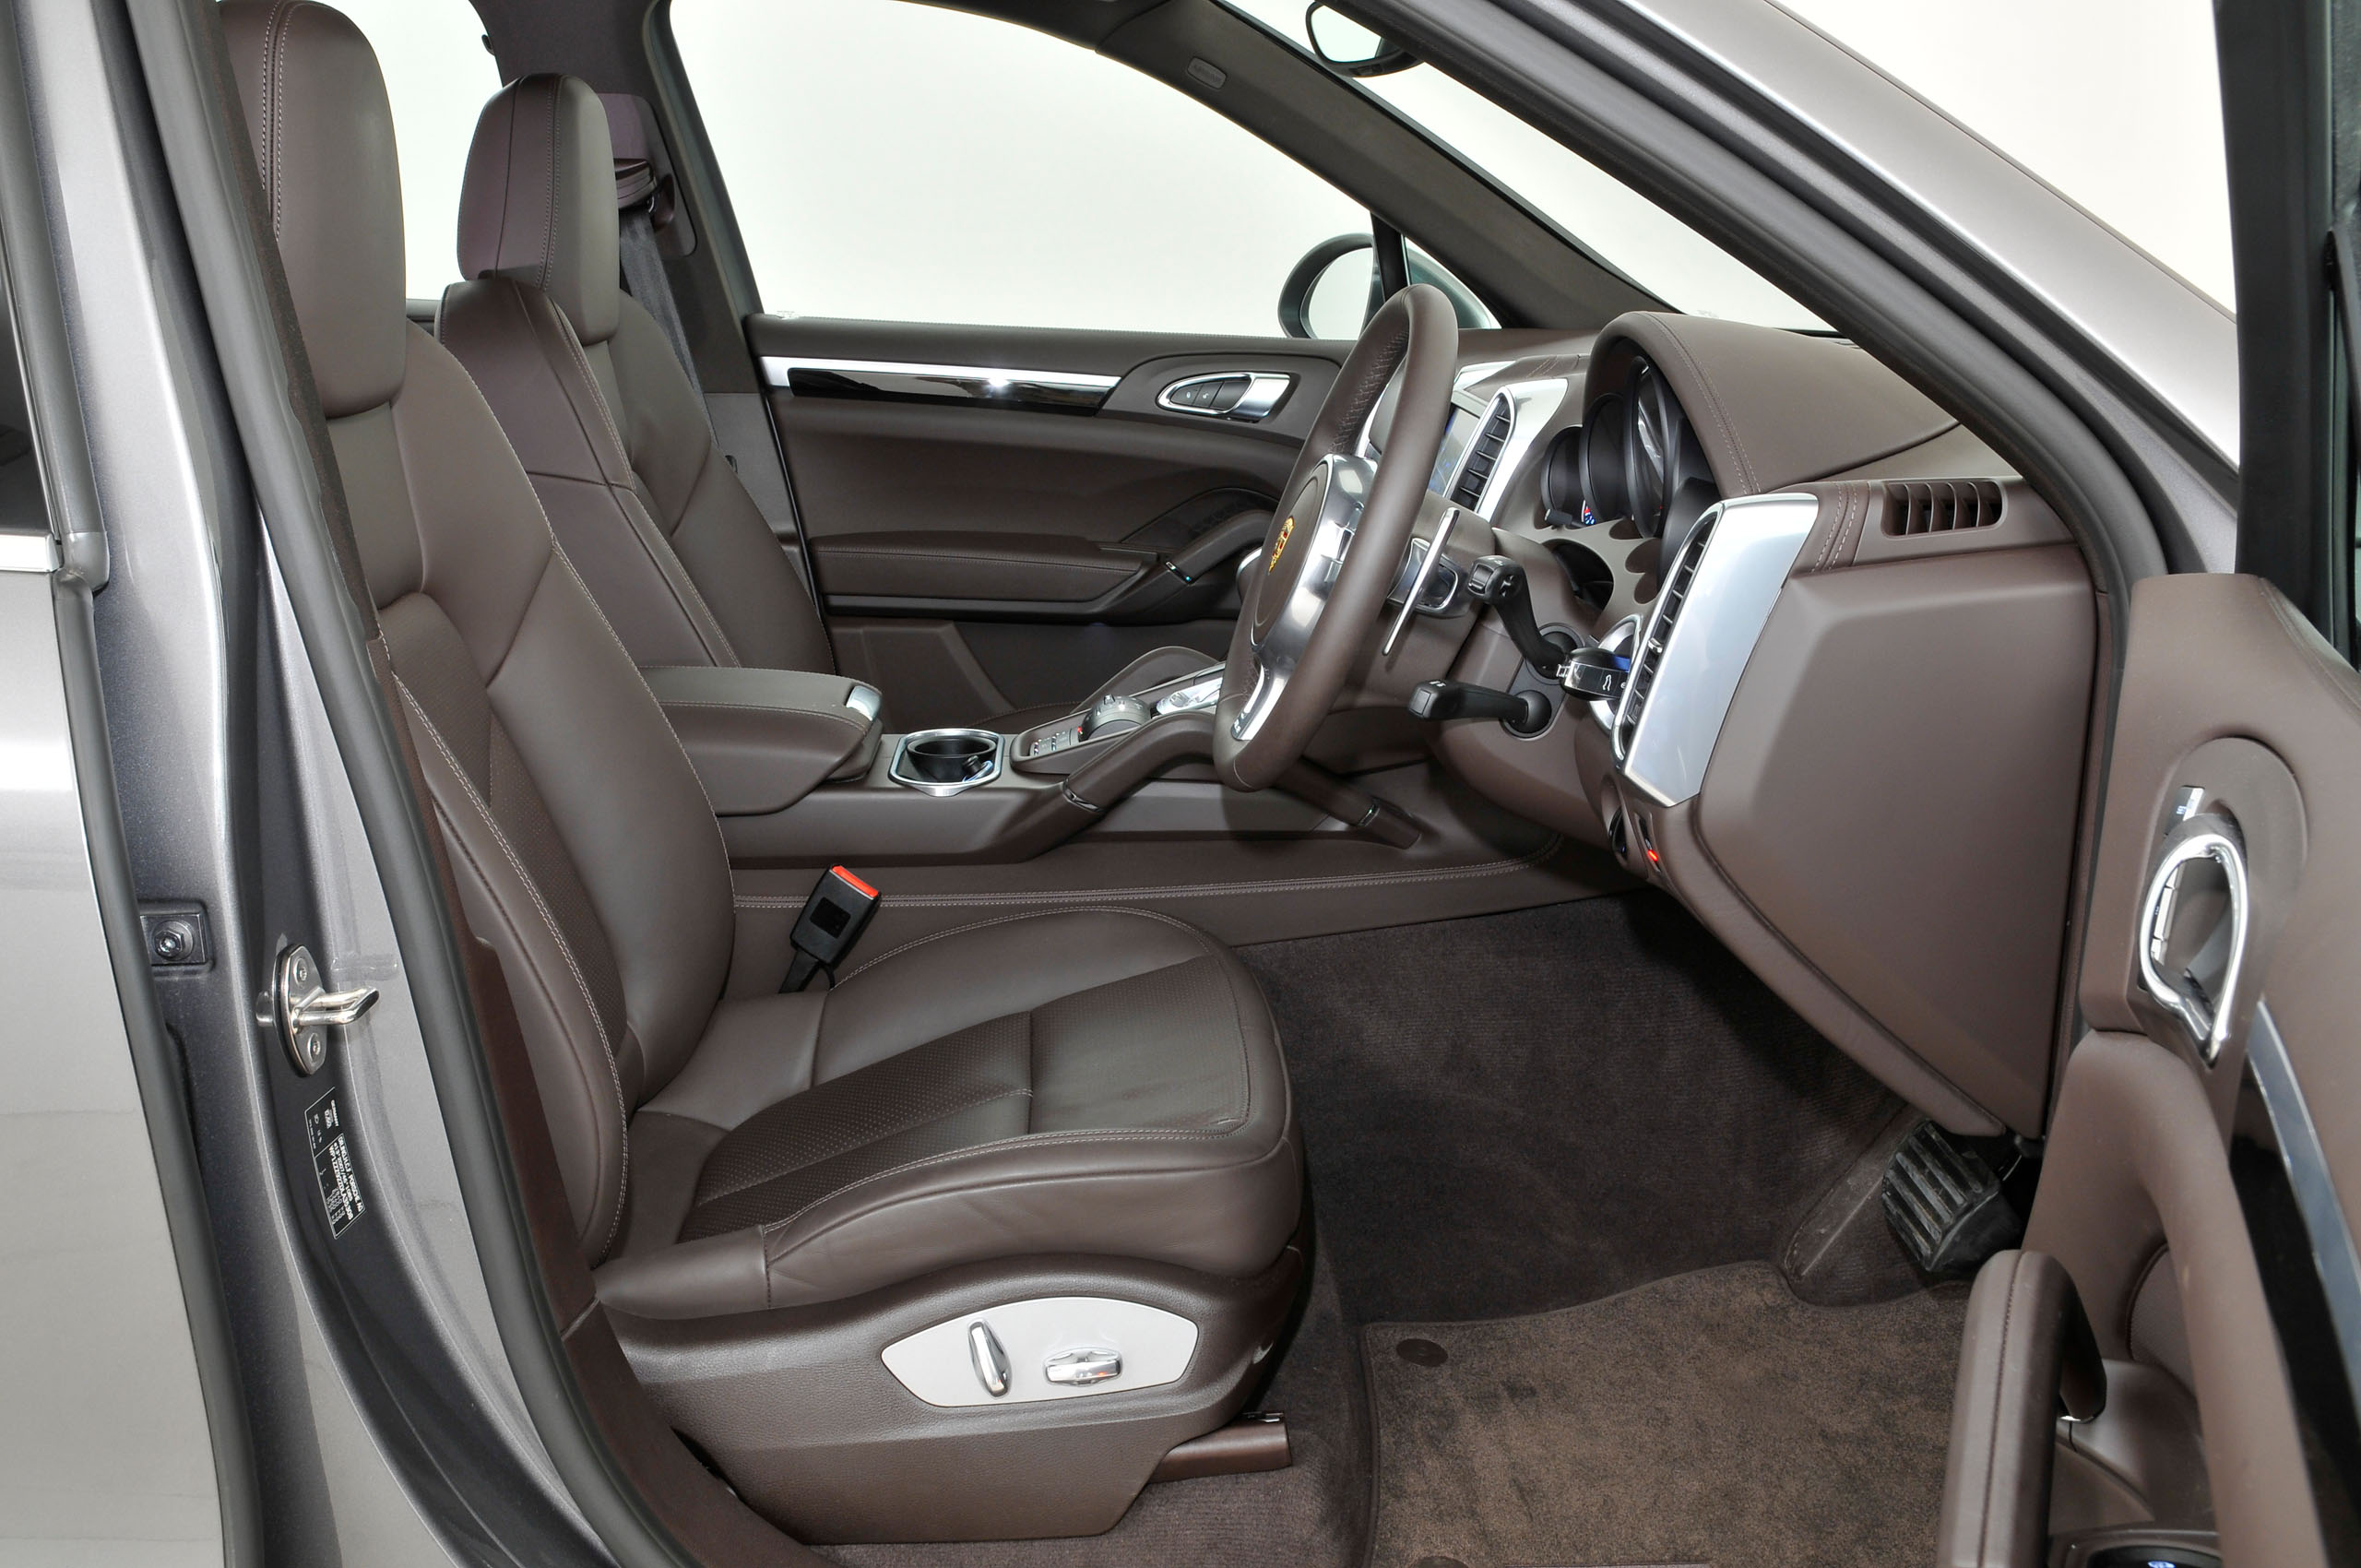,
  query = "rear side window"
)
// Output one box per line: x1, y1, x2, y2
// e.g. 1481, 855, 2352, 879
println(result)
338, 0, 504, 301
670, 0, 1369, 336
